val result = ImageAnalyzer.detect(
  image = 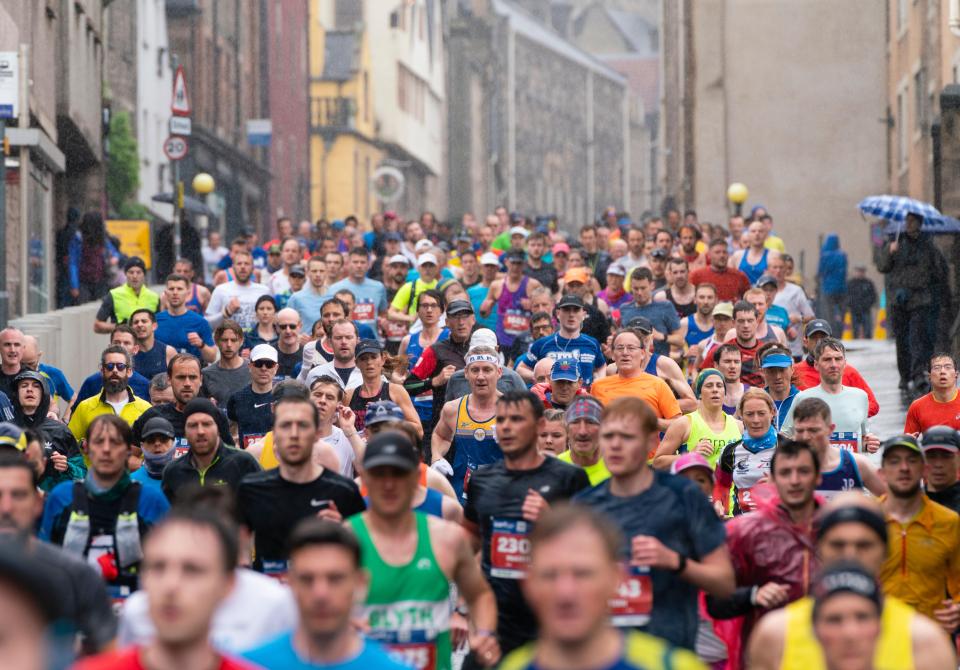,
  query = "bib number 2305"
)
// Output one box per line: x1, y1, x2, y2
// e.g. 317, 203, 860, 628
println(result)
490, 518, 531, 579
